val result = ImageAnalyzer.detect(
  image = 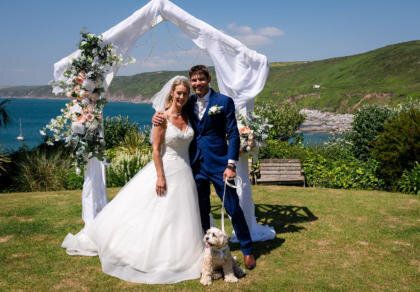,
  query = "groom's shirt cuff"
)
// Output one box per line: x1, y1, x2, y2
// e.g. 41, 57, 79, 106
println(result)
228, 159, 236, 165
